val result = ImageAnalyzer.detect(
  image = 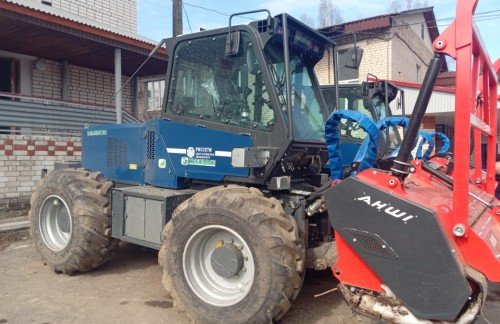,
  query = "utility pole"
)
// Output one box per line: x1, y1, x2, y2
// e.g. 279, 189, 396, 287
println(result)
173, 0, 183, 37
